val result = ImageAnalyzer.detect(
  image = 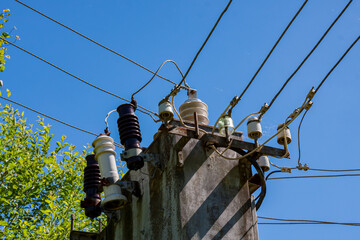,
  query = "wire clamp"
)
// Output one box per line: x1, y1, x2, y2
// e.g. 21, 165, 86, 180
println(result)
306, 87, 316, 100
305, 101, 313, 110
289, 108, 300, 119
281, 167, 292, 173
296, 163, 309, 171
